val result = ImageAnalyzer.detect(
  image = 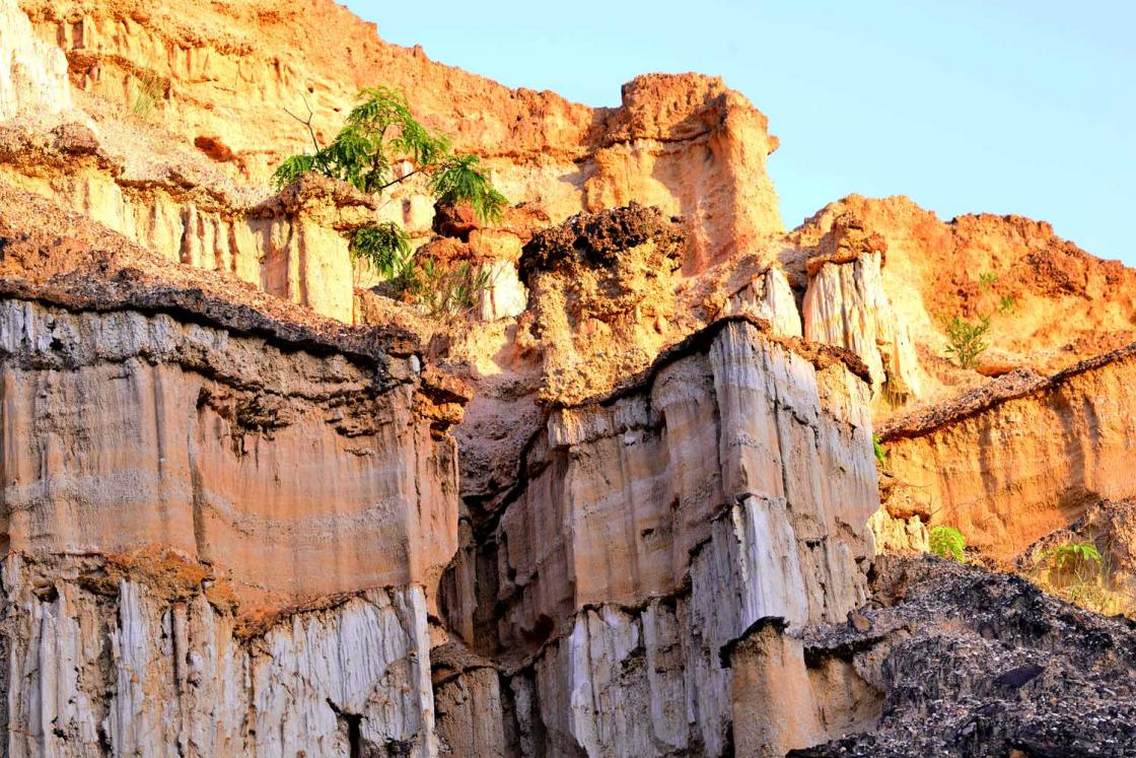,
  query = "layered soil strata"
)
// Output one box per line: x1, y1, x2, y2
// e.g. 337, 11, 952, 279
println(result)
878, 344, 1136, 561
2, 0, 1135, 754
